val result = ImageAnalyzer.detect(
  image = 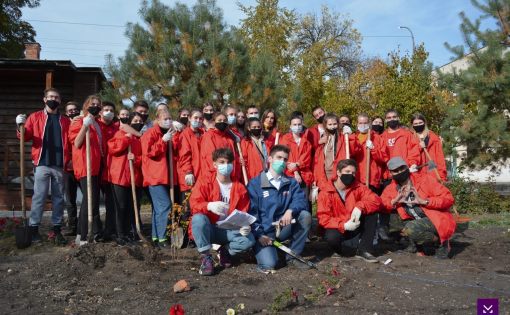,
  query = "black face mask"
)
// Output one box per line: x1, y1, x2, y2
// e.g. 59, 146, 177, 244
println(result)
204, 113, 213, 120
372, 124, 384, 134
340, 174, 355, 186
327, 128, 337, 134
393, 169, 410, 185
387, 120, 400, 130
250, 128, 262, 137
215, 122, 228, 132
88, 106, 100, 116
137, 113, 149, 122
68, 112, 80, 119
413, 124, 425, 133
179, 117, 189, 125
46, 100, 60, 110
120, 117, 130, 124
159, 126, 169, 134
131, 123, 144, 132
317, 115, 325, 124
